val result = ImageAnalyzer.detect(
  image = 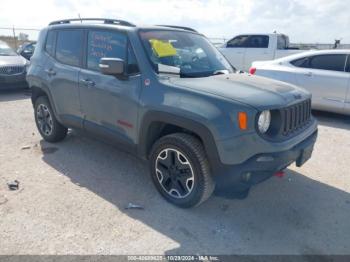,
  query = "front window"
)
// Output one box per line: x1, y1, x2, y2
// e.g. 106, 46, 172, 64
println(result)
87, 30, 127, 71
139, 30, 233, 78
0, 41, 17, 56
